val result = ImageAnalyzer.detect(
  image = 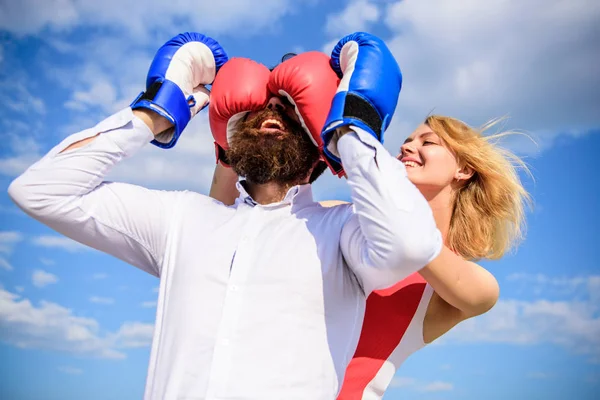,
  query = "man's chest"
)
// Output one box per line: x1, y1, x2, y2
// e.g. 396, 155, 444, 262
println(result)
162, 209, 356, 314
